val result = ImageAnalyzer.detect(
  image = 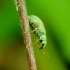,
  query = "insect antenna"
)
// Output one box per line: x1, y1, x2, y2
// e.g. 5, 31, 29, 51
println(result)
43, 48, 50, 58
